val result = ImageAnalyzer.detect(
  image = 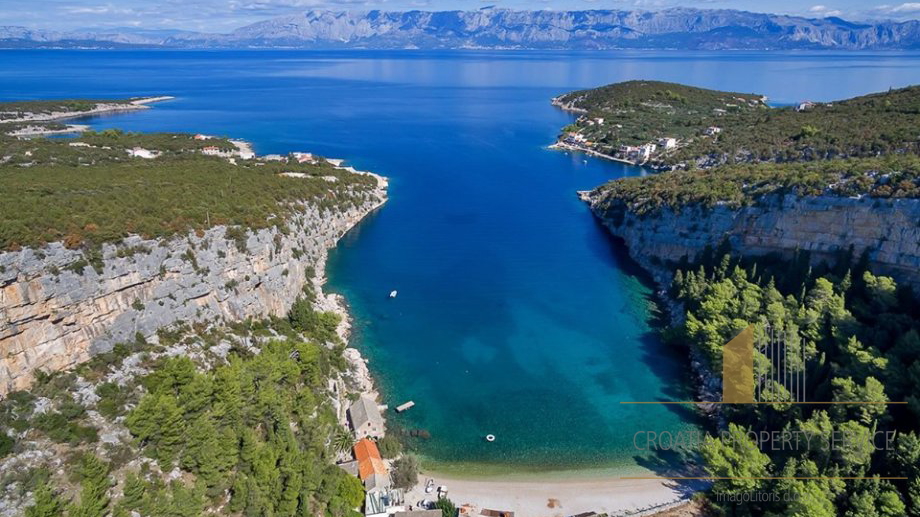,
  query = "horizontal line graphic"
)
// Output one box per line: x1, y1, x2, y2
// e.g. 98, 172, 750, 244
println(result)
620, 476, 909, 480
620, 401, 906, 405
